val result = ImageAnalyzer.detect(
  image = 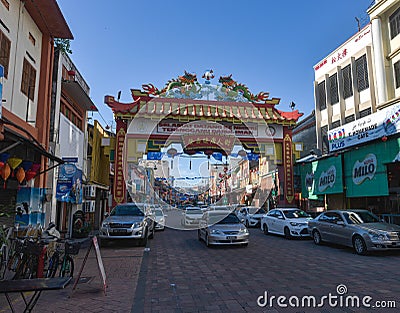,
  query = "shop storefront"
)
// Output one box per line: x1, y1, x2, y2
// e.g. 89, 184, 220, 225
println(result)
344, 137, 400, 218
